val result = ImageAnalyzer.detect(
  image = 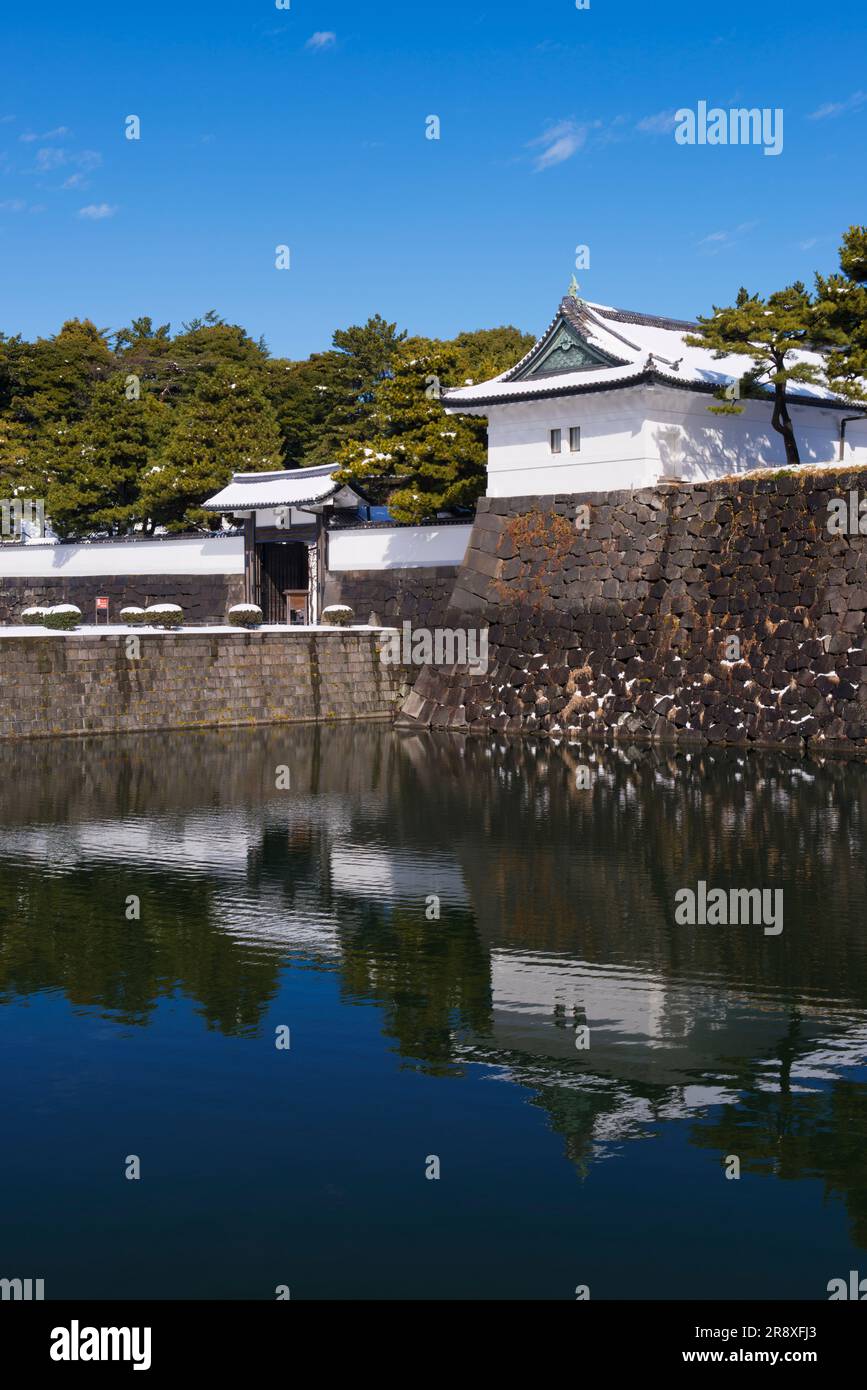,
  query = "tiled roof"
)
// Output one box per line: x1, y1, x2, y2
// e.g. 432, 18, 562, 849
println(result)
443, 297, 853, 410
202, 464, 351, 511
